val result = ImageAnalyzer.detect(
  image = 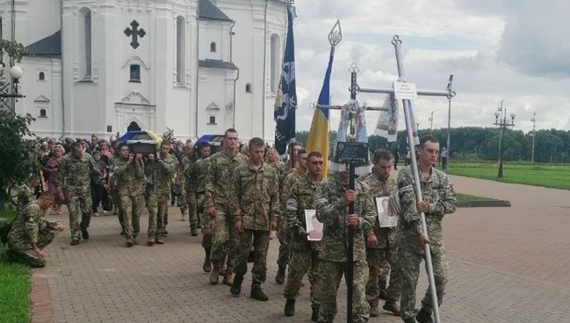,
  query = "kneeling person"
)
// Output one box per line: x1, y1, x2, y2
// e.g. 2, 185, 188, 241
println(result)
230, 137, 280, 301
6, 192, 65, 267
